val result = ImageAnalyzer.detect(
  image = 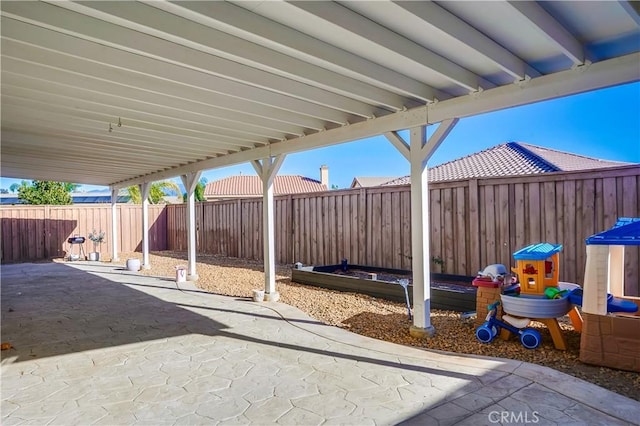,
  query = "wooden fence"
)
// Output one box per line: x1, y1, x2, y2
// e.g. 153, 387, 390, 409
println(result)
0, 204, 166, 262
2, 165, 638, 295
166, 165, 640, 296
